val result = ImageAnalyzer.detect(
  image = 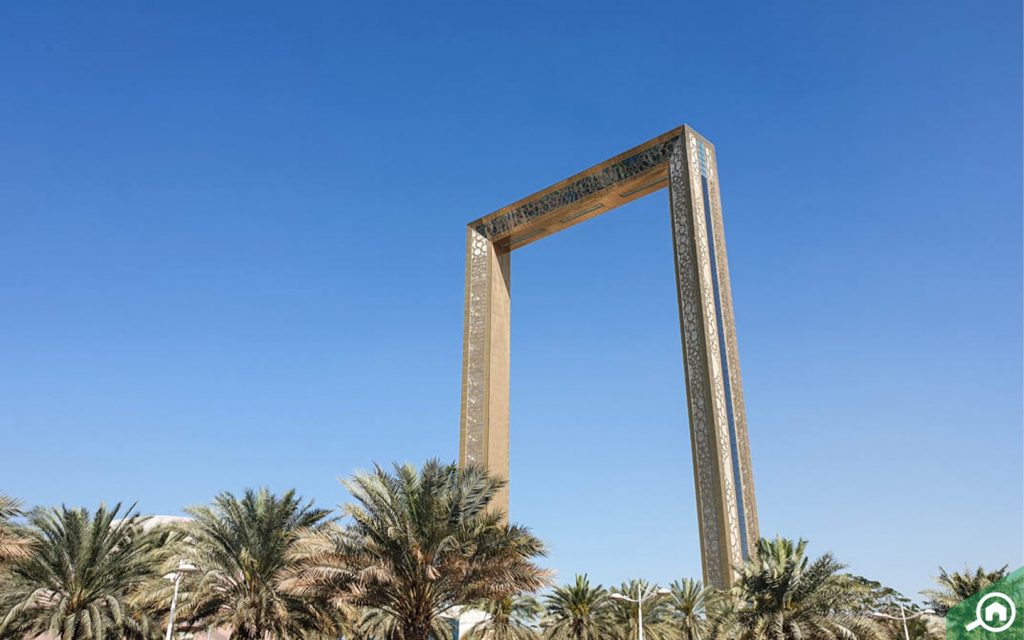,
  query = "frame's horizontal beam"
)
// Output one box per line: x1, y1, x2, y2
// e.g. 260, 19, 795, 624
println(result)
469, 126, 688, 250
